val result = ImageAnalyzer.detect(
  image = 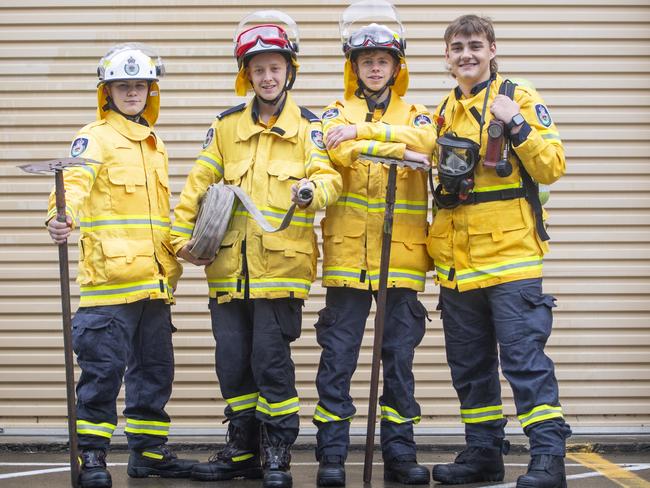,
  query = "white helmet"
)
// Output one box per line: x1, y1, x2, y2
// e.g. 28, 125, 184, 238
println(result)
96, 43, 164, 124
97, 43, 164, 86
